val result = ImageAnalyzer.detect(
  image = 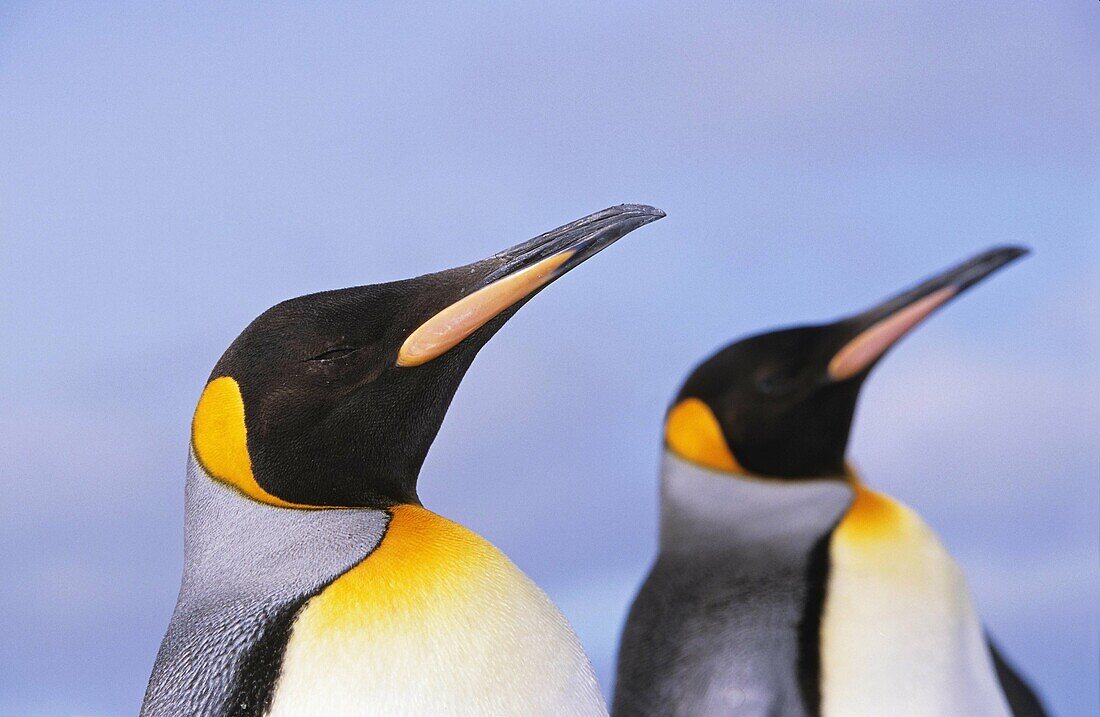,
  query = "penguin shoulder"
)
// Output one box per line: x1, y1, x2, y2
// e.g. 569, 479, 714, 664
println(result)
822, 486, 1011, 717
269, 505, 606, 716
830, 486, 964, 586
